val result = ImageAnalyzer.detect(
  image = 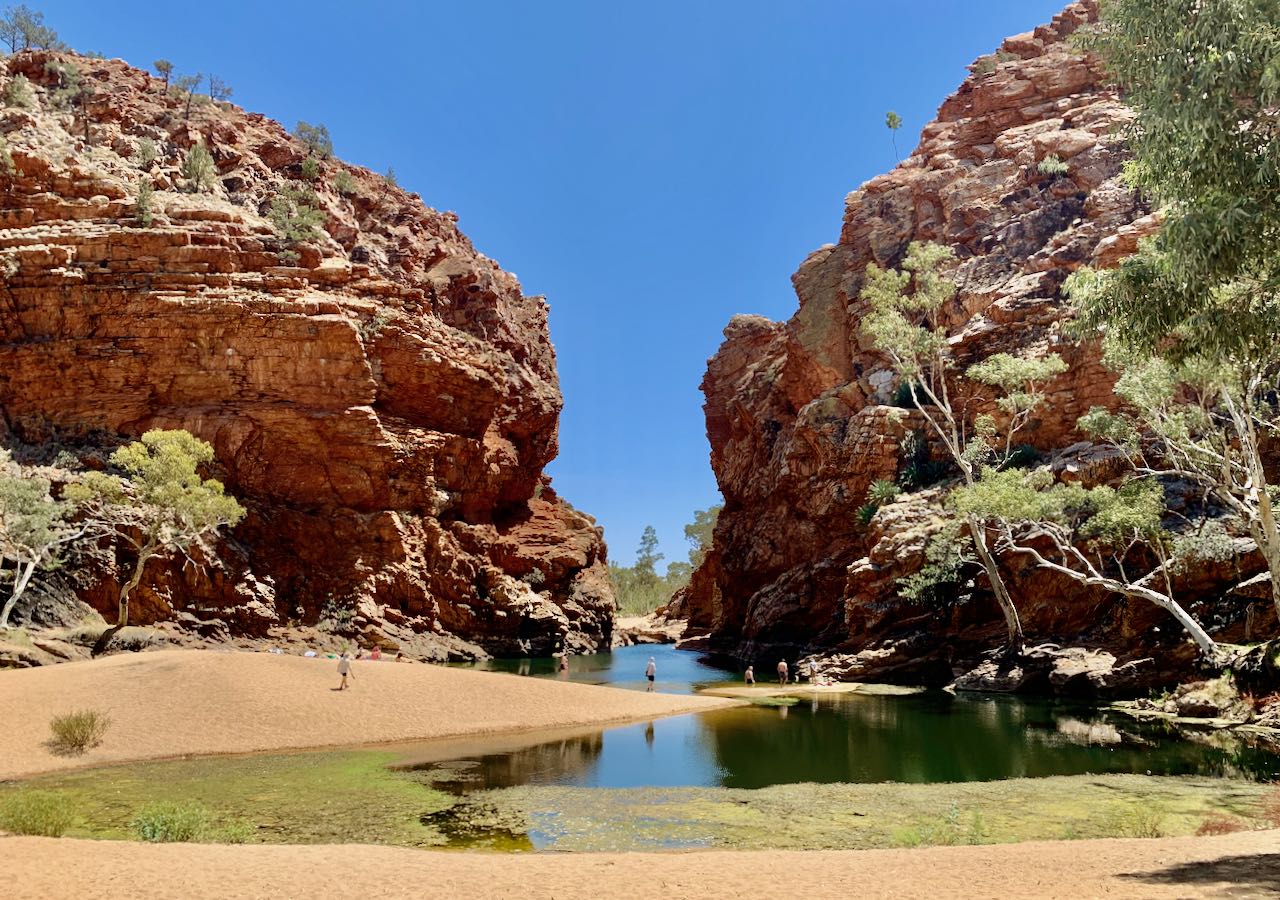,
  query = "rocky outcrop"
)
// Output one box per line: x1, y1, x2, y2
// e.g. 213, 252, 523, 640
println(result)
672, 1, 1274, 691
0, 51, 612, 658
